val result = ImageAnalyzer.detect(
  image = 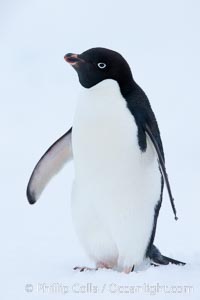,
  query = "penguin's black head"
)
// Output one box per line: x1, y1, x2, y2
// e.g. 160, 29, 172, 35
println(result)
64, 47, 134, 93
